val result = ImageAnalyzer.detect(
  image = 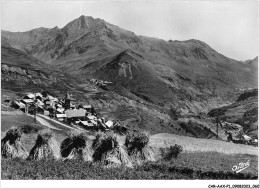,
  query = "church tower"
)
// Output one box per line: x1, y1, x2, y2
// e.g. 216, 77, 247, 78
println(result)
64, 92, 71, 110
